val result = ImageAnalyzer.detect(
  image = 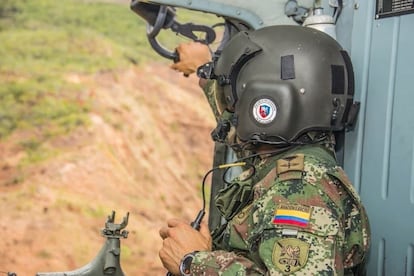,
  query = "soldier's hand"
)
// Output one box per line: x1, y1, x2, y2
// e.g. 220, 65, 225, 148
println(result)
171, 42, 211, 76
159, 218, 212, 275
